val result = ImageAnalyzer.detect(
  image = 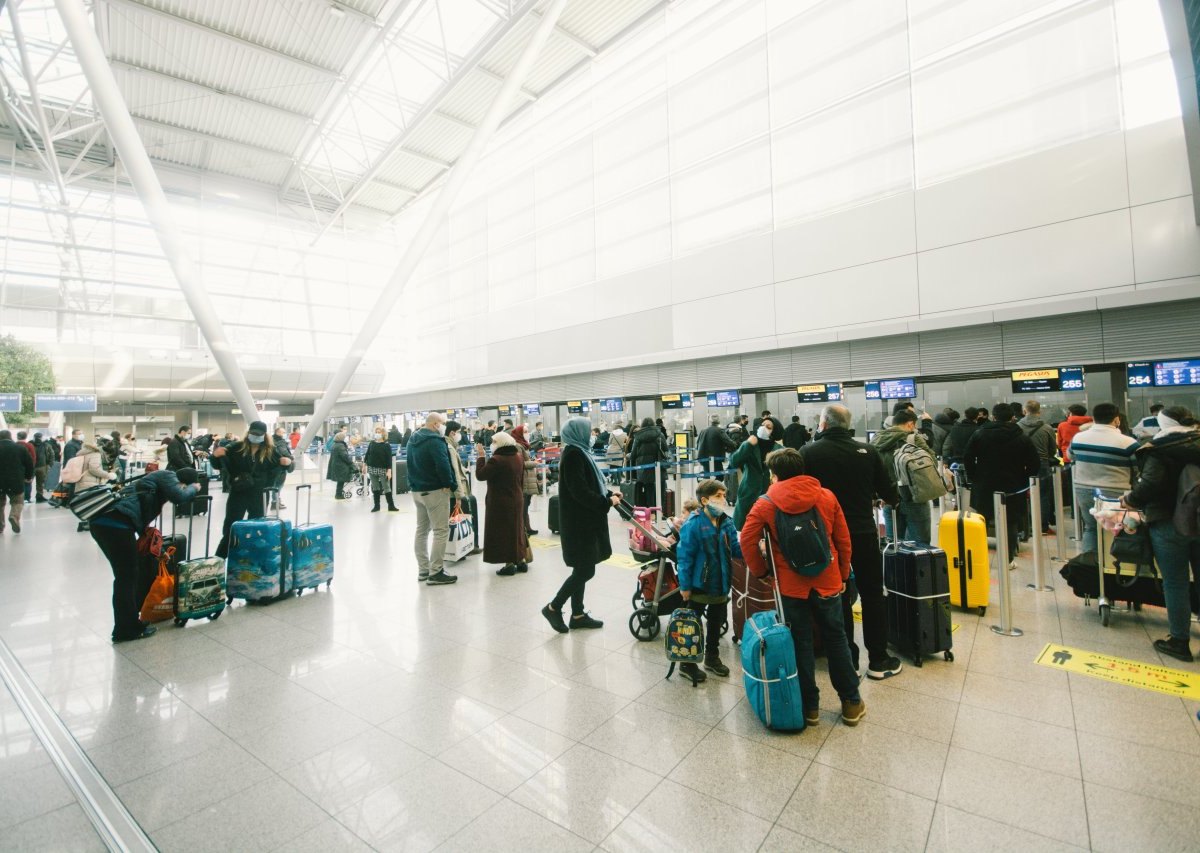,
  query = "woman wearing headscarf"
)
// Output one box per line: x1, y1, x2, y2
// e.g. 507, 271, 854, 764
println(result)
511, 424, 539, 536
628, 417, 669, 508
211, 421, 293, 559
727, 416, 776, 530
541, 416, 621, 632
474, 430, 528, 576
